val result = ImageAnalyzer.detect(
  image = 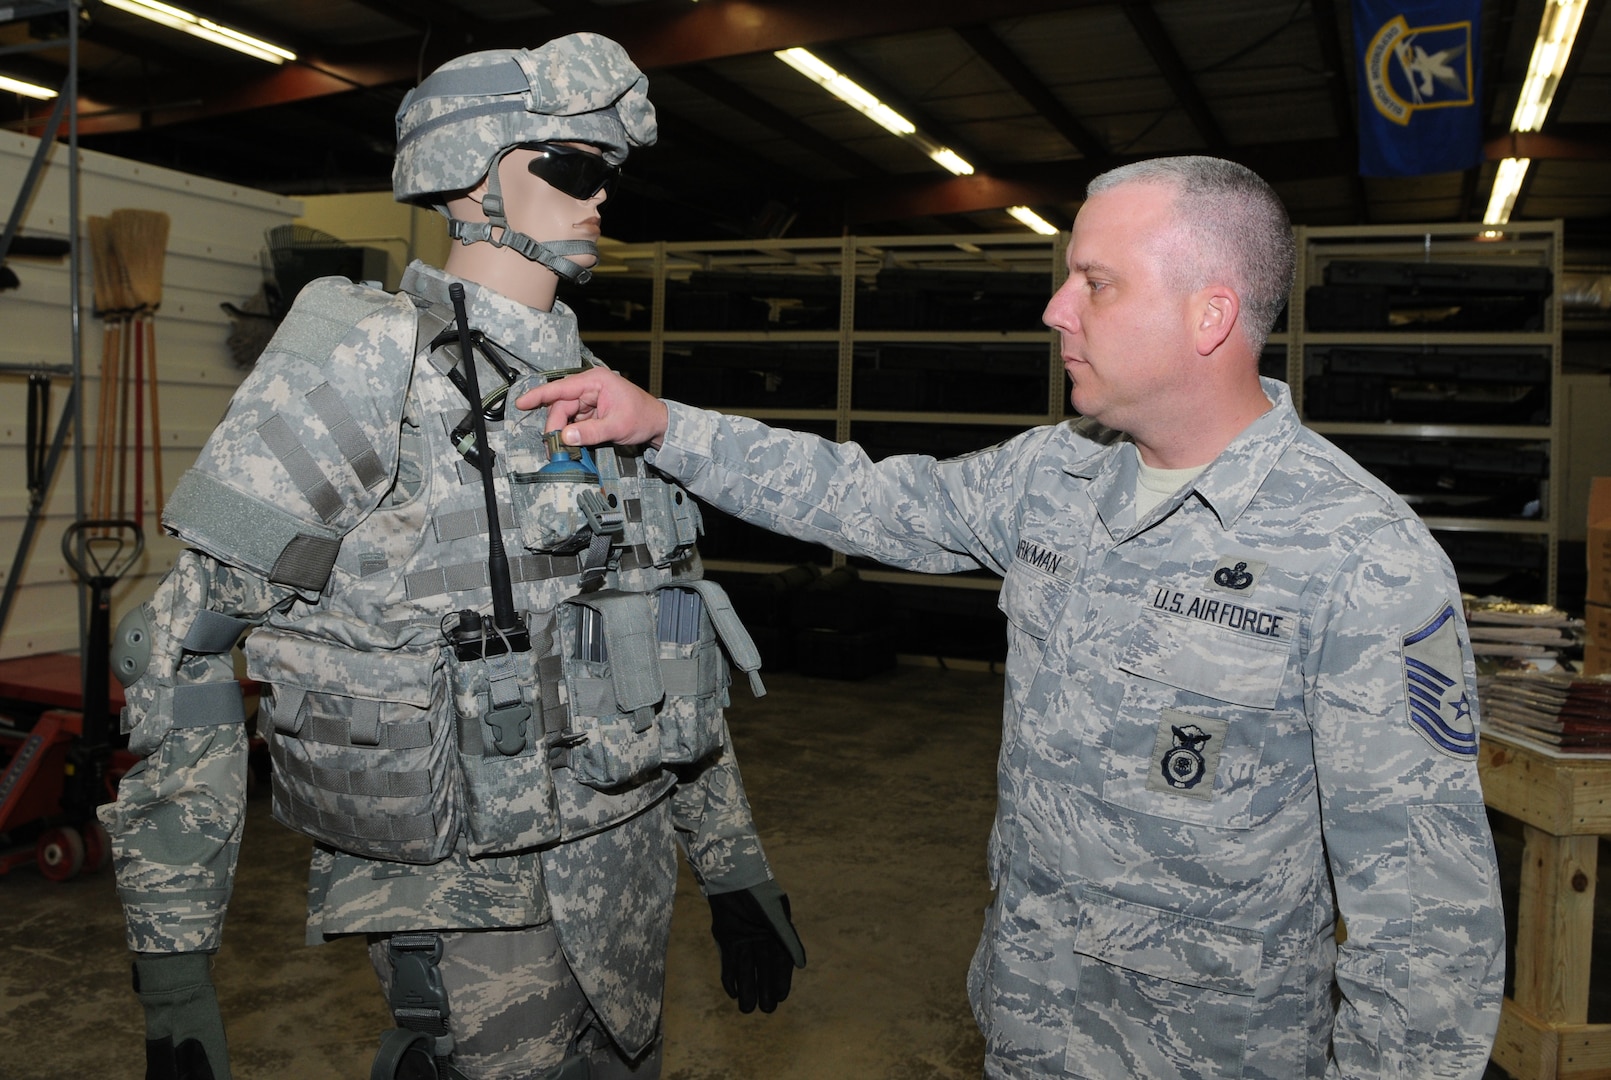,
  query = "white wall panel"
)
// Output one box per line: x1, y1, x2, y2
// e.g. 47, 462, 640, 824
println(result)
0, 132, 299, 660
